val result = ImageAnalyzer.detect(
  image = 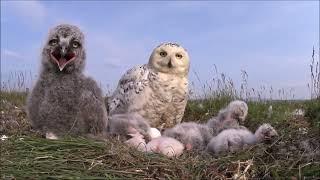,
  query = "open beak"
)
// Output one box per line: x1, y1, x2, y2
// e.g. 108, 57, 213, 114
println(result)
264, 132, 278, 142
50, 45, 76, 71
